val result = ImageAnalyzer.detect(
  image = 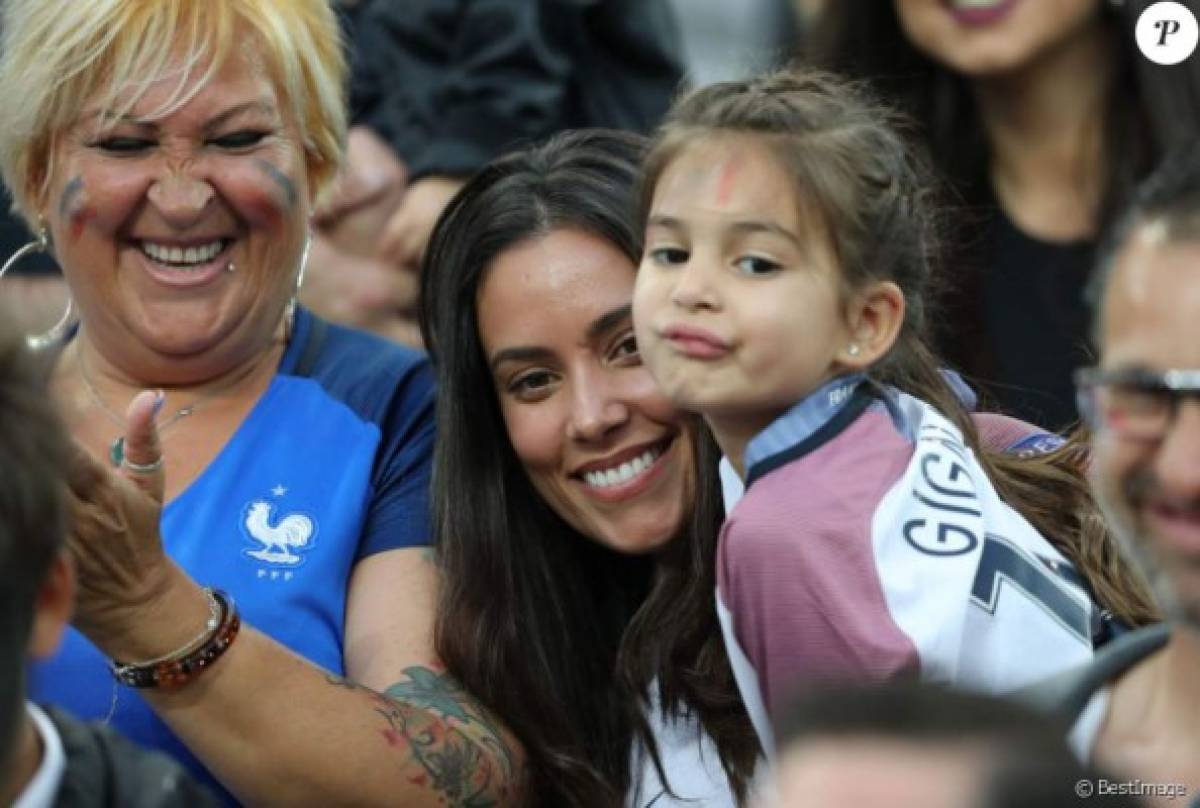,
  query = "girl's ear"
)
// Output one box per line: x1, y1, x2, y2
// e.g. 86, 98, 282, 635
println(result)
839, 281, 905, 371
